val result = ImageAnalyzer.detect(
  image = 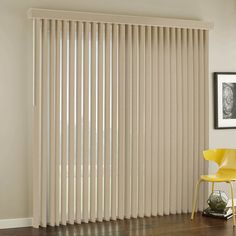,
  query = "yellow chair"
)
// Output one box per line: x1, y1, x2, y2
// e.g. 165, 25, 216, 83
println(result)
191, 149, 236, 226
